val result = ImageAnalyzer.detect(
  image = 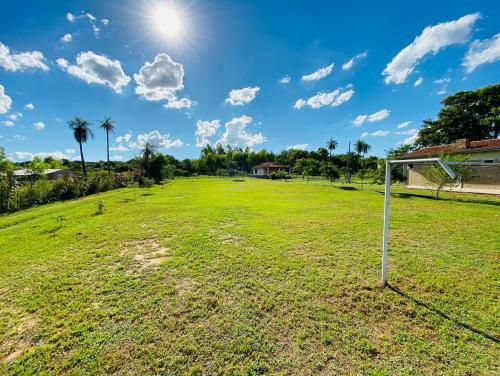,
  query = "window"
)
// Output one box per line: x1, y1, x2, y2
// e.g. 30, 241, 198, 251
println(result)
483, 159, 494, 164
